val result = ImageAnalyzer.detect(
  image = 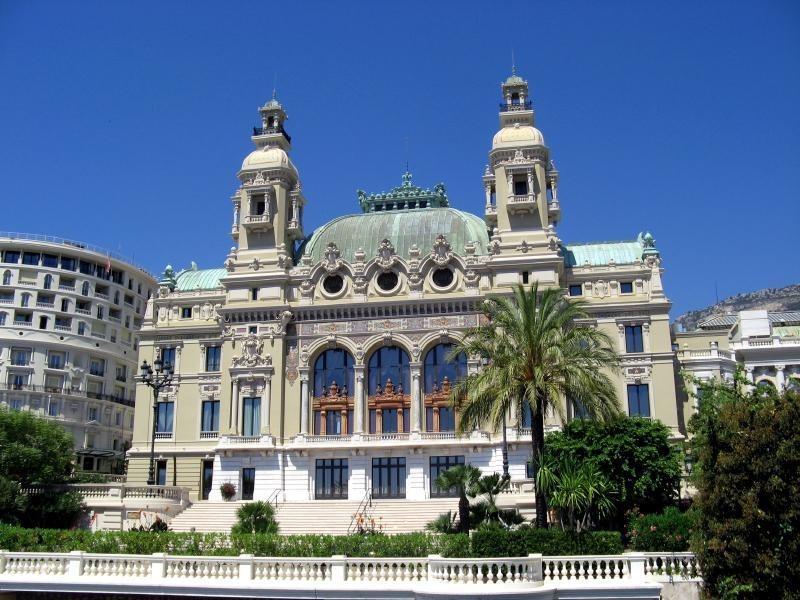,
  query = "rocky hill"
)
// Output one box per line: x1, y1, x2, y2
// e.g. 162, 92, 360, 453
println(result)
674, 284, 800, 332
